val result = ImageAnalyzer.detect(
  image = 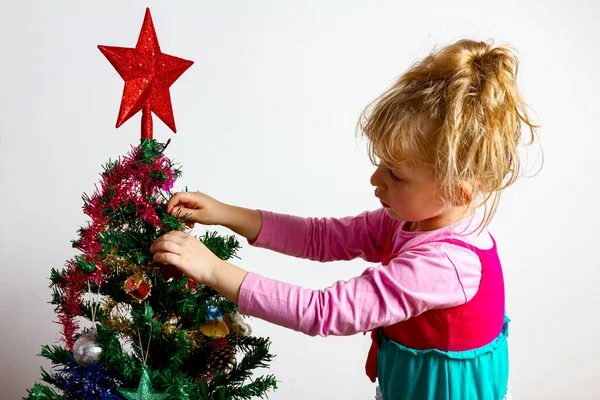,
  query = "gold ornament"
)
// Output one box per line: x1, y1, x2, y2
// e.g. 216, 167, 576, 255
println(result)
199, 319, 230, 337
